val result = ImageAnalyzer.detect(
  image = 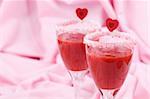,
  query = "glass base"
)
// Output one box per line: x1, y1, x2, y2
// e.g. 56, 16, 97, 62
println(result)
99, 89, 119, 99
68, 70, 89, 99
